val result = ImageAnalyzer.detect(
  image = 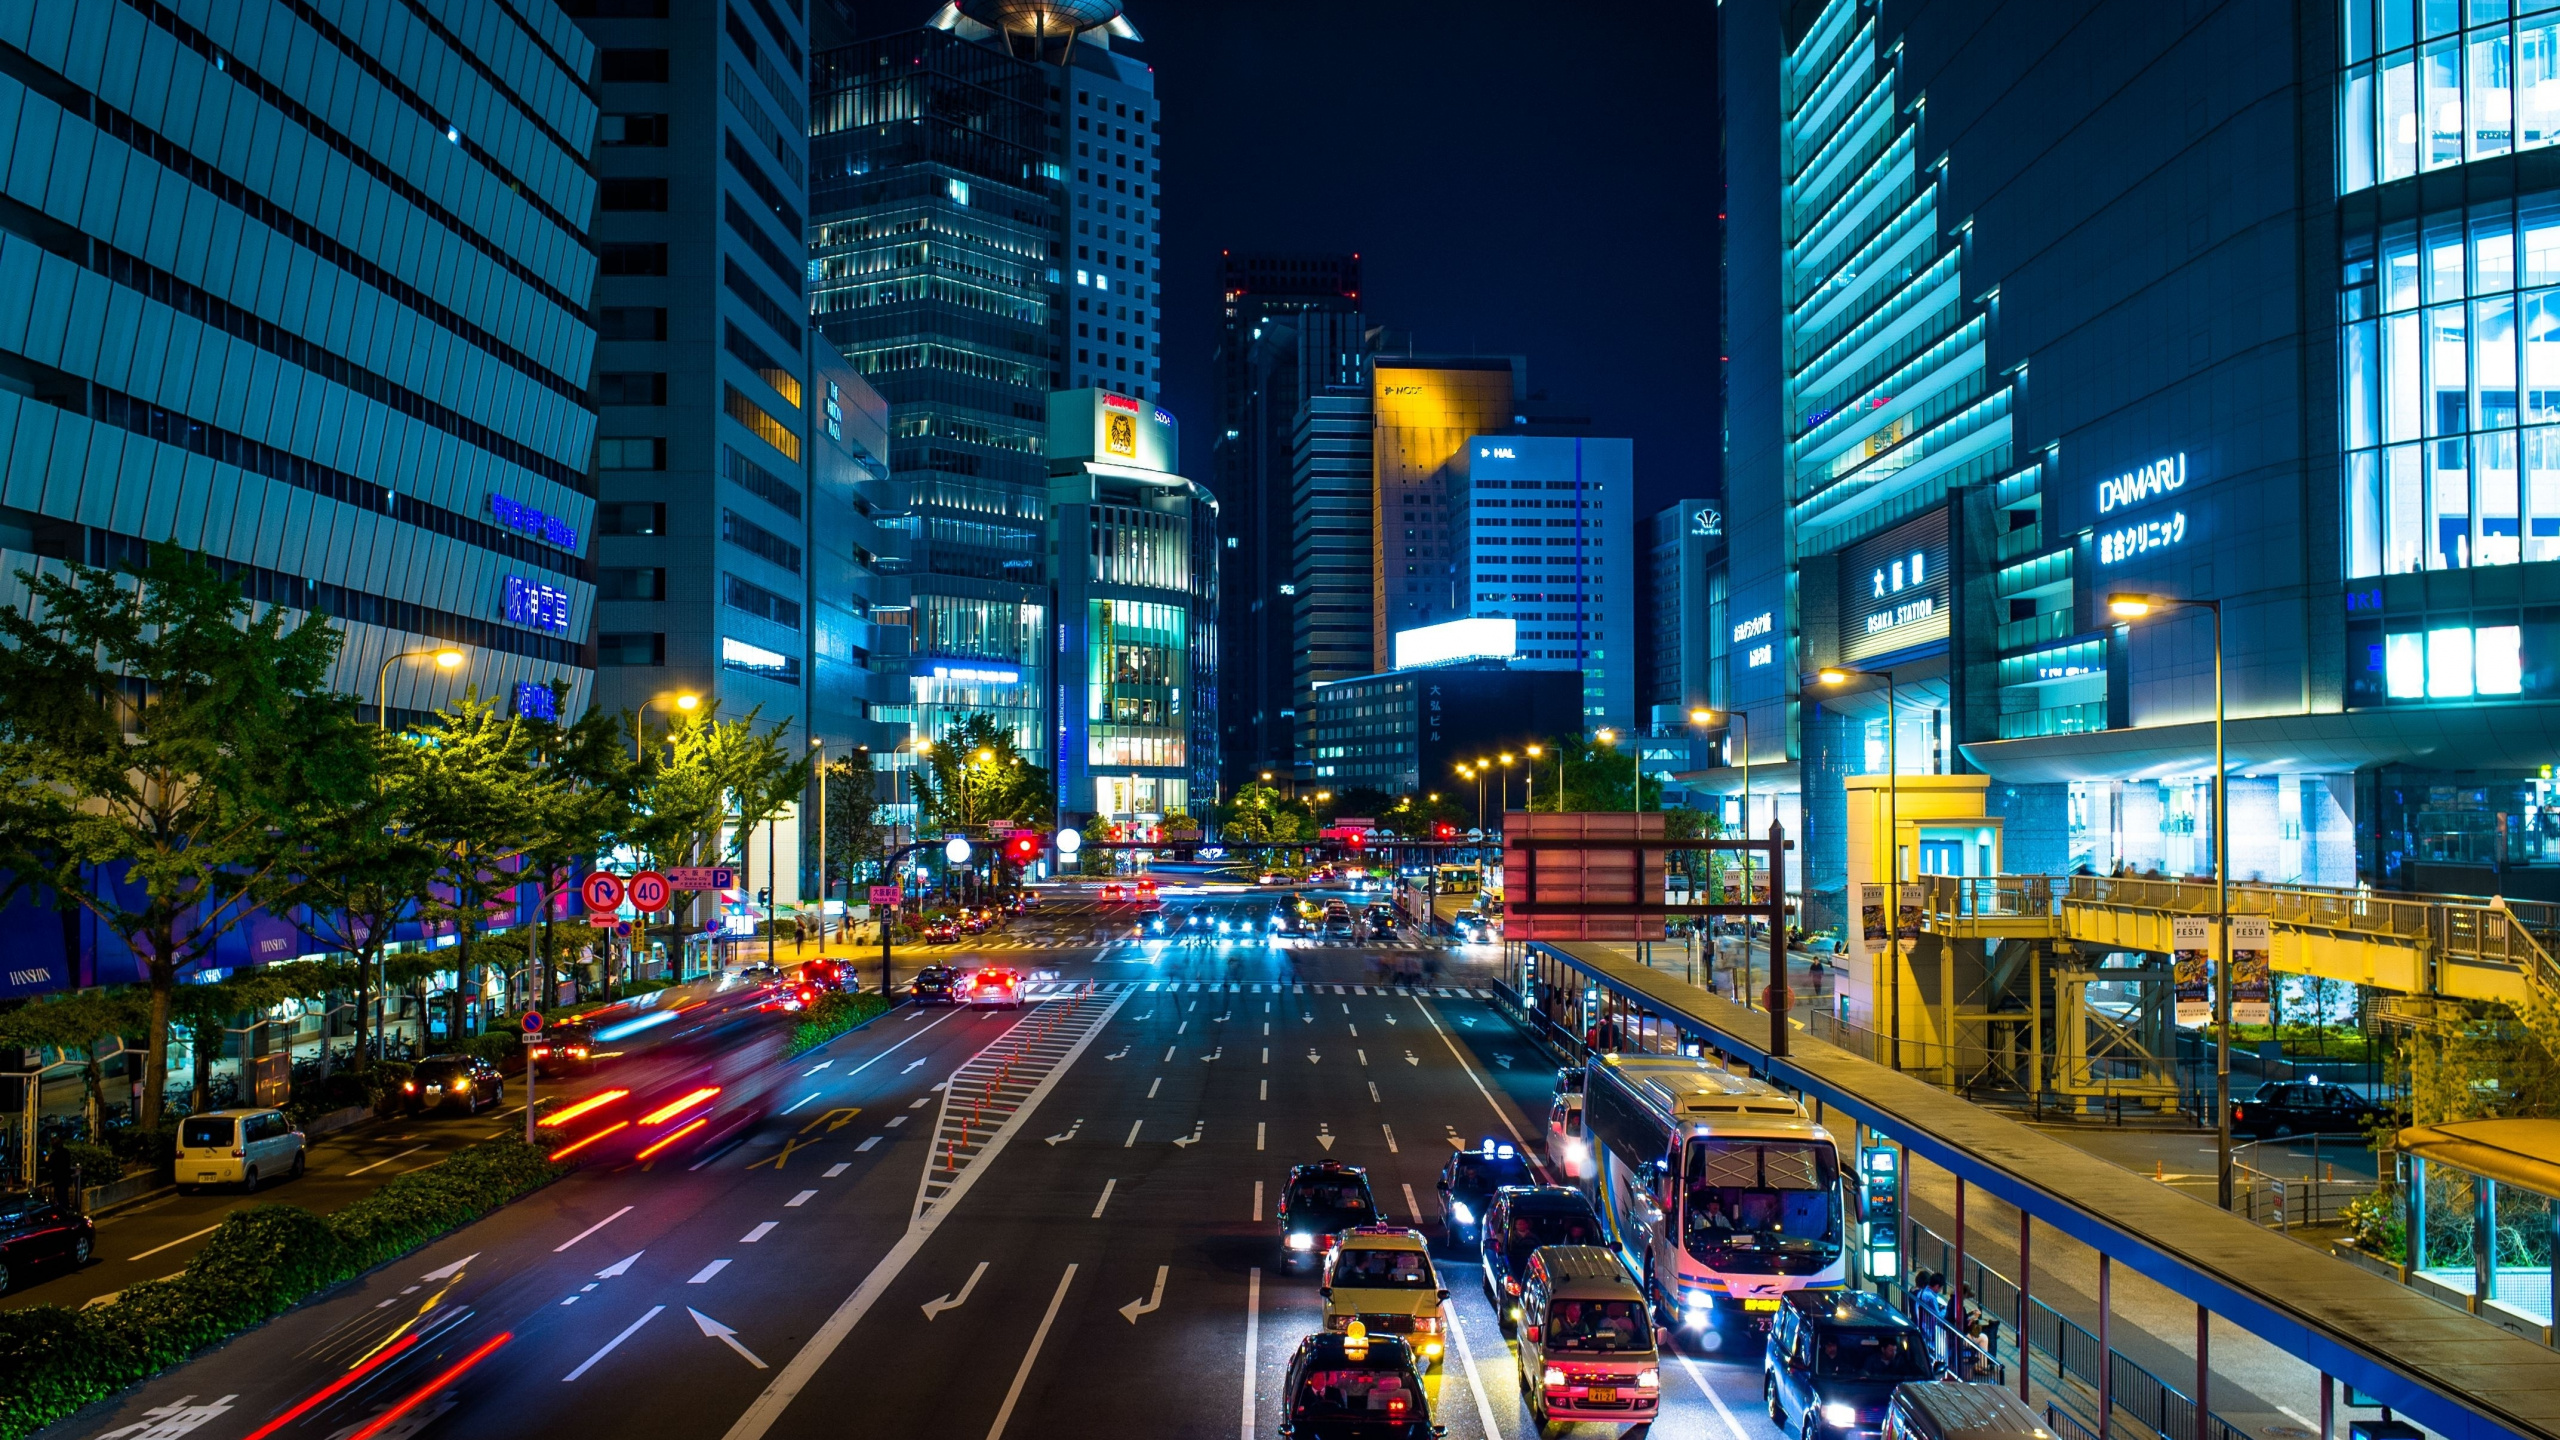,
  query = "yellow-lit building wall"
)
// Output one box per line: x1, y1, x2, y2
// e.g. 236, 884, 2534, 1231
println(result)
1371, 360, 1517, 670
